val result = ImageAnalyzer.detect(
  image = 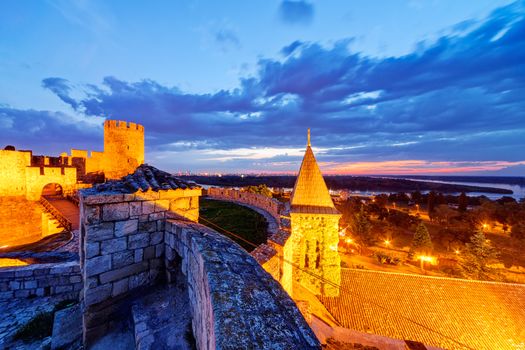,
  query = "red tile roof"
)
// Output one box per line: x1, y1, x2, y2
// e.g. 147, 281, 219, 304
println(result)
319, 269, 525, 350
